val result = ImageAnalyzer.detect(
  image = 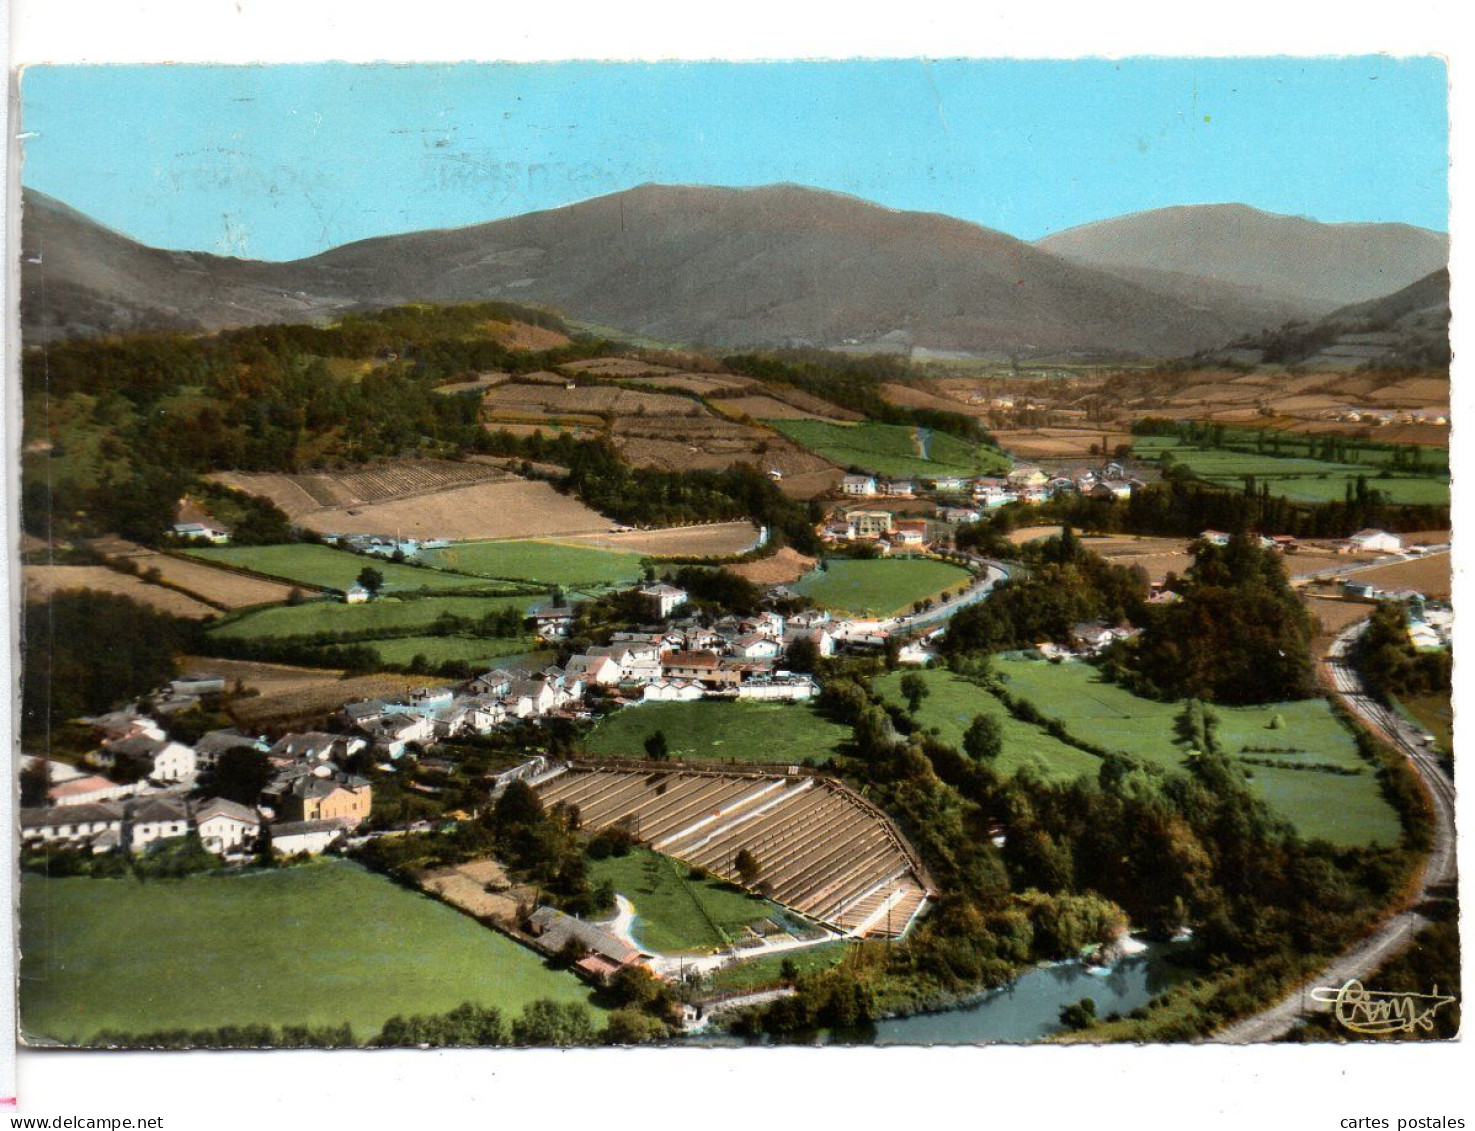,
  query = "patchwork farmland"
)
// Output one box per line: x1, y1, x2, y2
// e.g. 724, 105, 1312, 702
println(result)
23, 565, 219, 620
214, 461, 613, 541
536, 766, 934, 939
85, 539, 300, 608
